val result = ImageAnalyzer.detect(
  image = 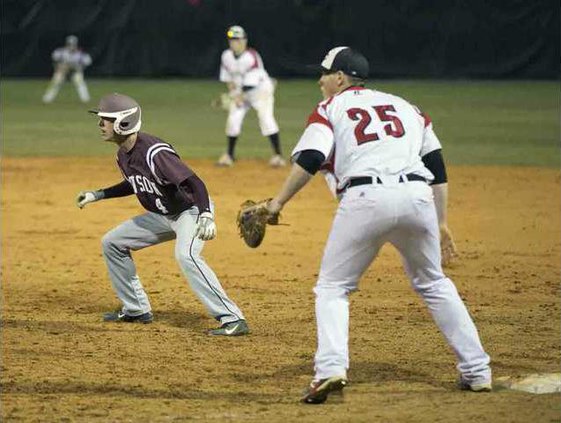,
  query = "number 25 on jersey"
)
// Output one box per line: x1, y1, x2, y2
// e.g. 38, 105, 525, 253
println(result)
347, 105, 405, 145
